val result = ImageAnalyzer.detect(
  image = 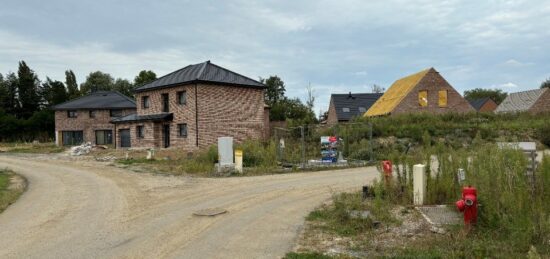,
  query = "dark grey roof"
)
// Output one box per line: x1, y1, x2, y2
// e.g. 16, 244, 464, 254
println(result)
468, 97, 492, 111
495, 88, 547, 113
134, 61, 265, 92
52, 91, 136, 110
111, 113, 173, 123
331, 93, 383, 121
